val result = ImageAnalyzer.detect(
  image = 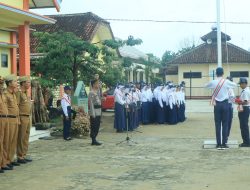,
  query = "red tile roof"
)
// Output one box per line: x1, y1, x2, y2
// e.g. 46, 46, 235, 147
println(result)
30, 12, 114, 54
